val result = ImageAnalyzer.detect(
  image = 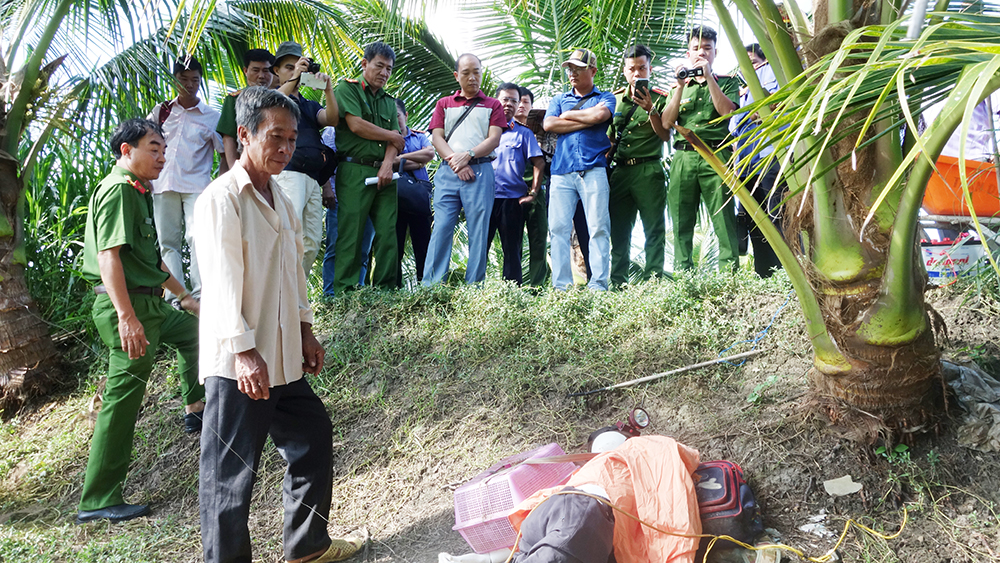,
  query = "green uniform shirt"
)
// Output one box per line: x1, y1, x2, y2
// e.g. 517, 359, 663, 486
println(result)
675, 75, 740, 145
611, 86, 668, 161
334, 78, 399, 160
82, 165, 169, 288
216, 91, 239, 139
